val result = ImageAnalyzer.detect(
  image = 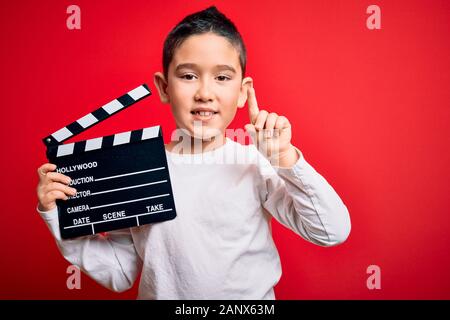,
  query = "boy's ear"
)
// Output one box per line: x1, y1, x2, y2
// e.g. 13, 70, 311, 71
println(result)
237, 77, 254, 108
153, 72, 170, 104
